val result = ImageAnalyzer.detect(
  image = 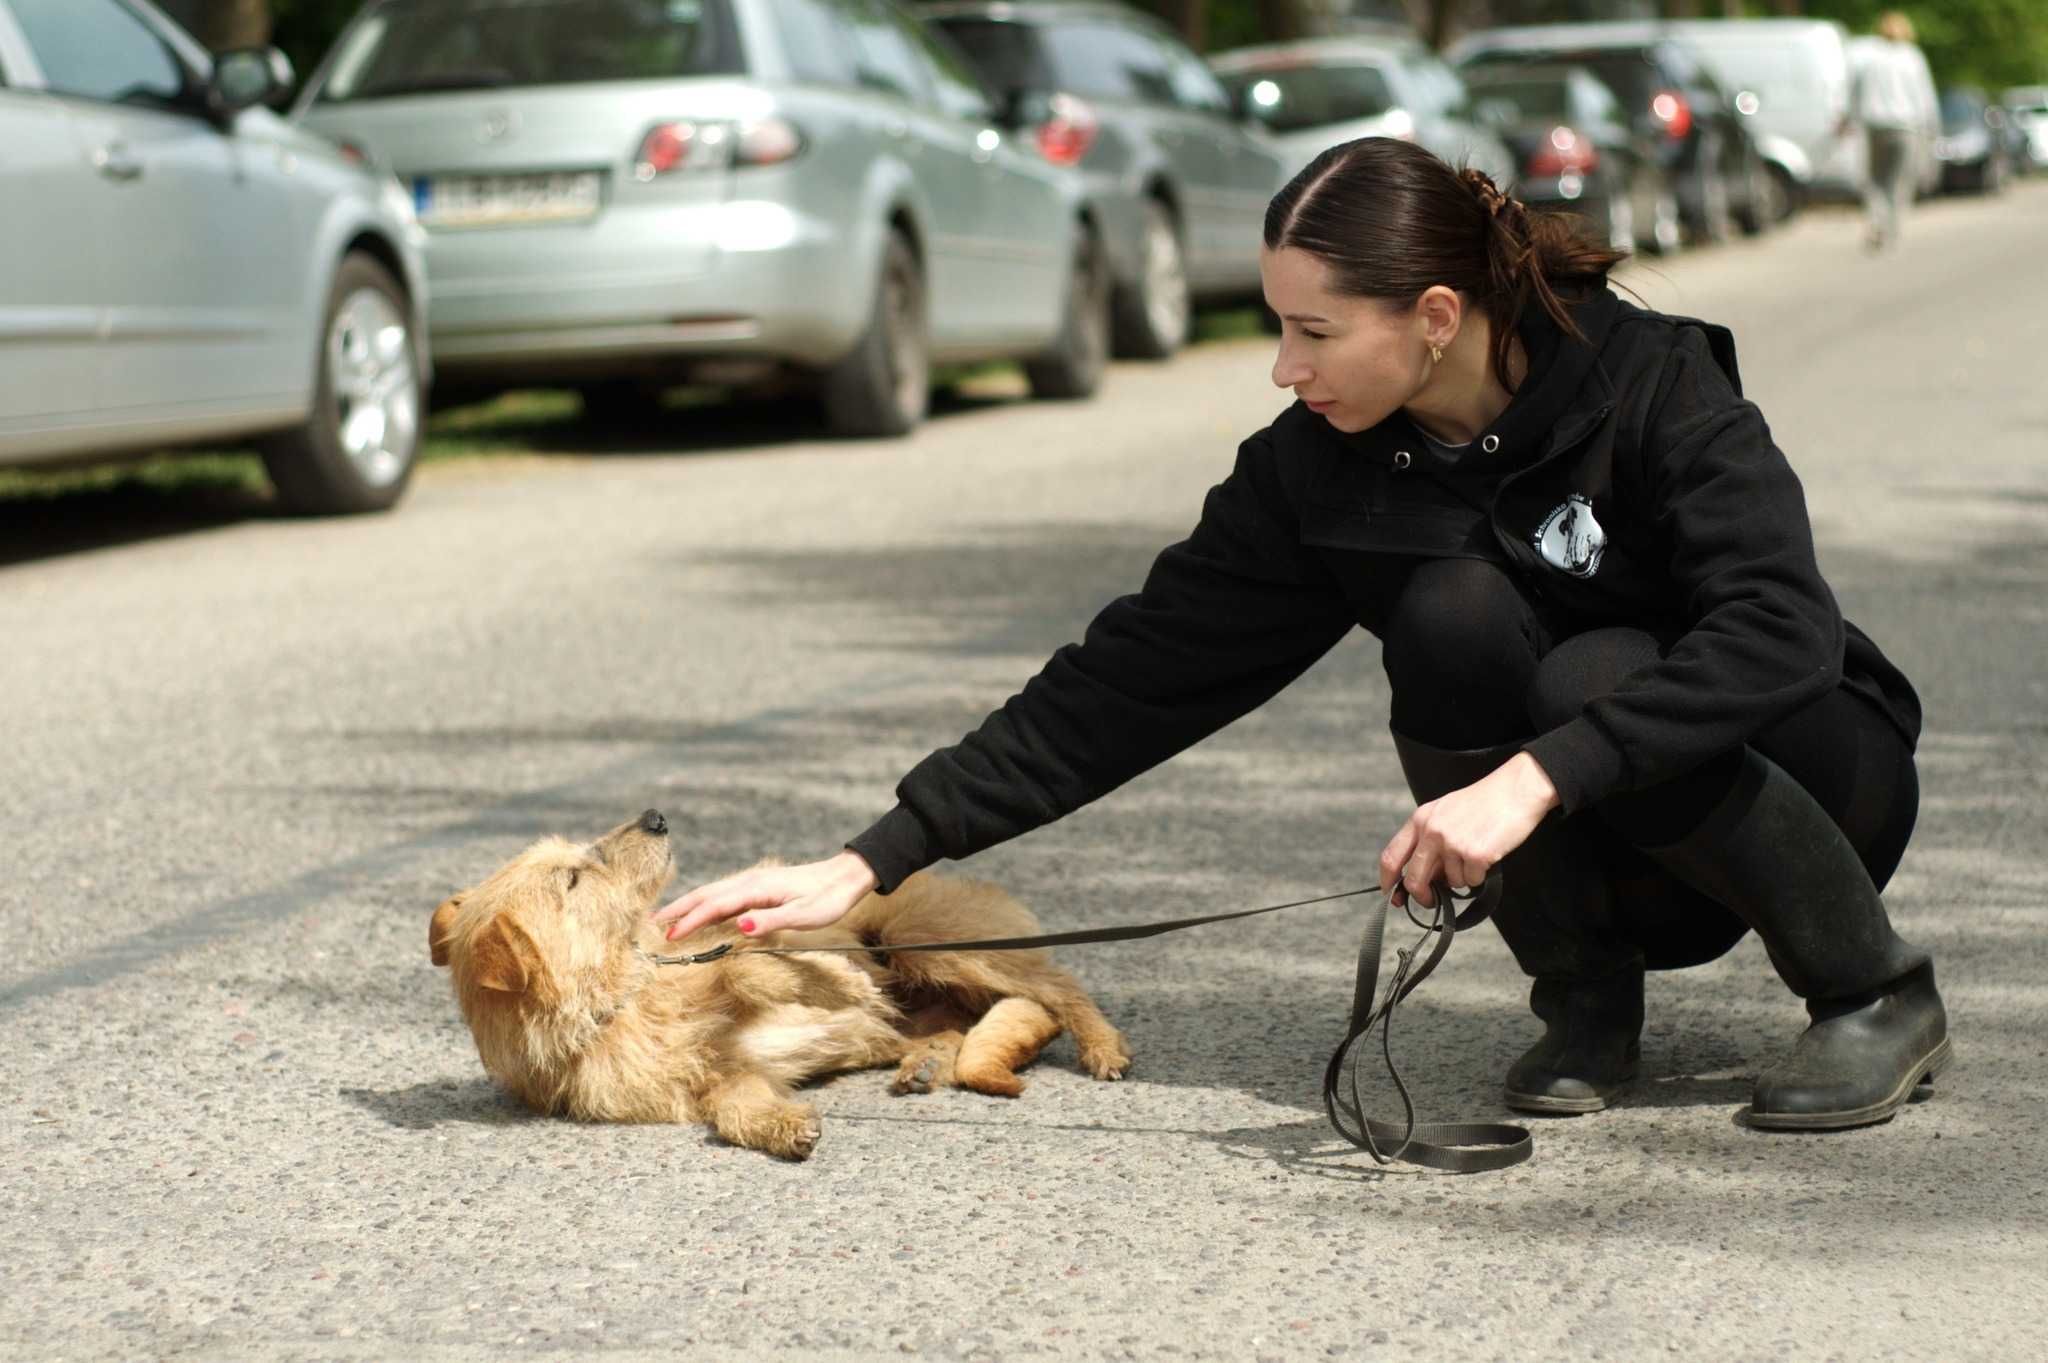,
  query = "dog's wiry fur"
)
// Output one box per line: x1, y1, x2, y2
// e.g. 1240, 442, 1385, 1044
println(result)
429, 814, 1130, 1159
